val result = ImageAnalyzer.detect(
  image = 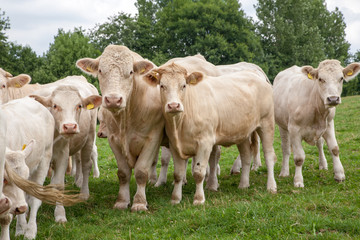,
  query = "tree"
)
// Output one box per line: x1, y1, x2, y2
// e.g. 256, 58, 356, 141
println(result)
33, 28, 101, 87
255, 0, 350, 81
155, 0, 264, 65
5, 42, 40, 76
0, 9, 10, 68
